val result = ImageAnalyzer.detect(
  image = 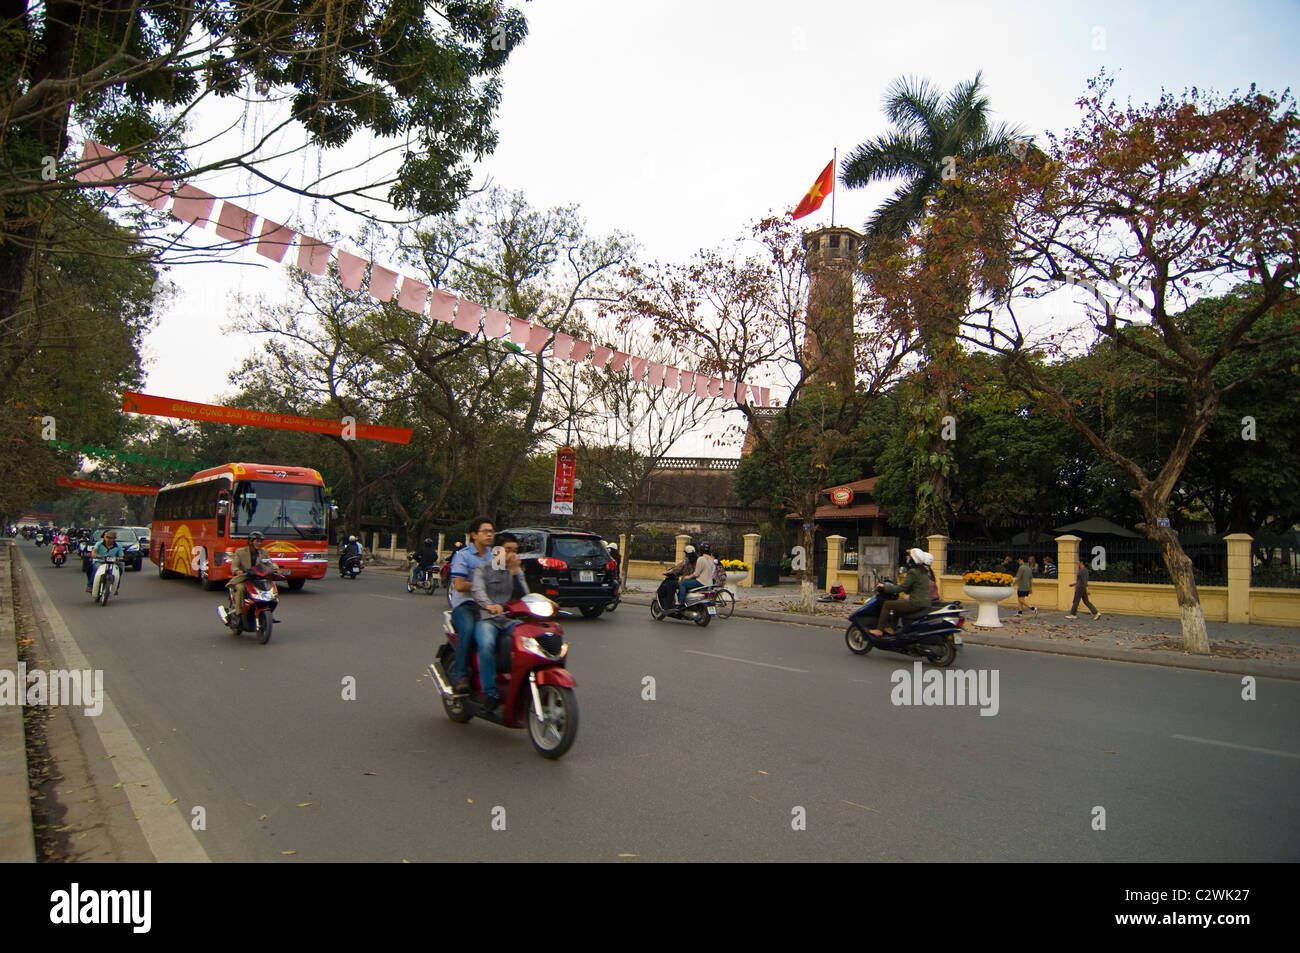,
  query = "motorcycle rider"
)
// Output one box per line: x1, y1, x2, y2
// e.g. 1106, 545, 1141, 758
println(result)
869, 548, 934, 637
222, 531, 270, 626
678, 542, 717, 609
408, 536, 440, 587
661, 545, 696, 611
449, 517, 497, 694
339, 534, 364, 575
87, 530, 124, 594
467, 533, 530, 712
